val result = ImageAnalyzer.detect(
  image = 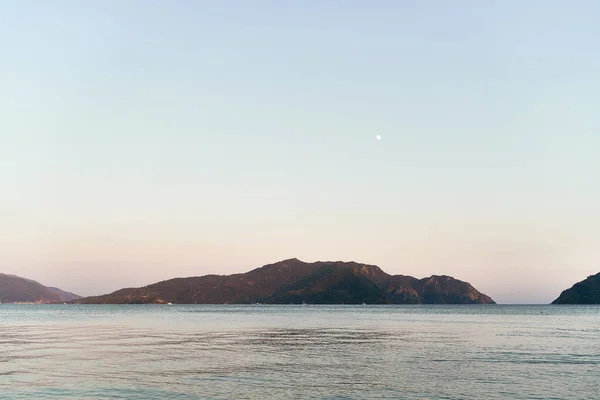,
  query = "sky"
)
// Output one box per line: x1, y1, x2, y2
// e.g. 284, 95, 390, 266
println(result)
1, 0, 599, 303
